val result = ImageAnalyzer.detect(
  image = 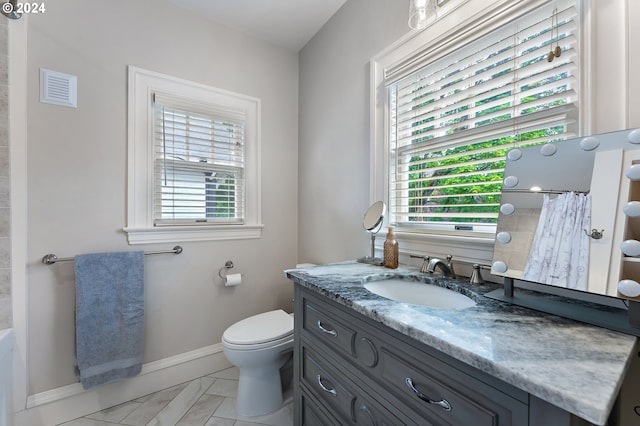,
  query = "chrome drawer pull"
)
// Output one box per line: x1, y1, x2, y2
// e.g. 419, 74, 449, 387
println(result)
317, 374, 337, 396
317, 320, 337, 337
405, 377, 452, 411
